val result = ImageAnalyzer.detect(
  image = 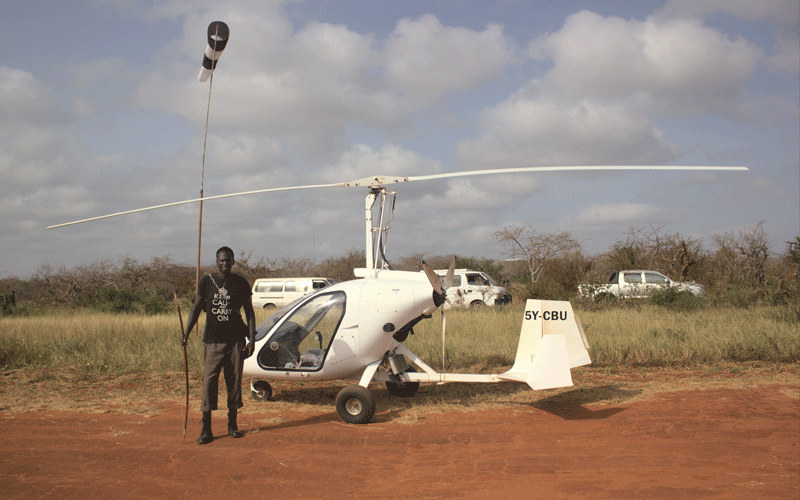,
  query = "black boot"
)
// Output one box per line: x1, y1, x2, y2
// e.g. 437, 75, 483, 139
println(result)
228, 409, 244, 438
197, 411, 213, 445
